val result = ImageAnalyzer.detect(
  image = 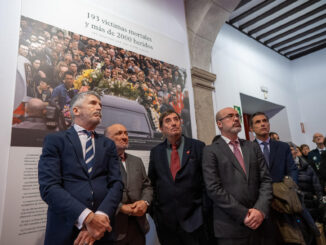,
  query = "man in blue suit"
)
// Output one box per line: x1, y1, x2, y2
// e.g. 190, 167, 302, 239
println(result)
250, 111, 298, 245
148, 110, 212, 245
38, 91, 123, 245
250, 112, 298, 183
